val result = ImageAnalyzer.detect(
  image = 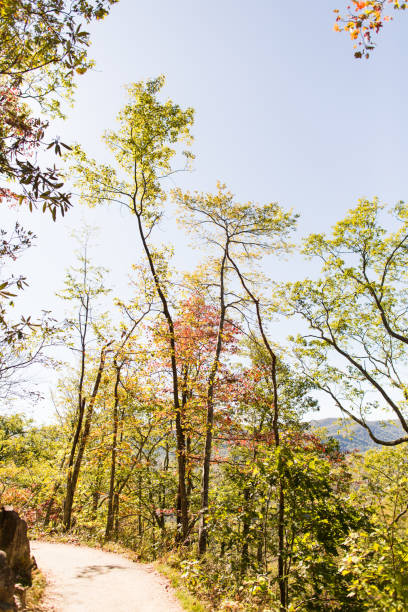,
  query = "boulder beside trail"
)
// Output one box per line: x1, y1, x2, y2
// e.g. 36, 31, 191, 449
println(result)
0, 507, 32, 611
0, 550, 15, 609
0, 507, 31, 586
